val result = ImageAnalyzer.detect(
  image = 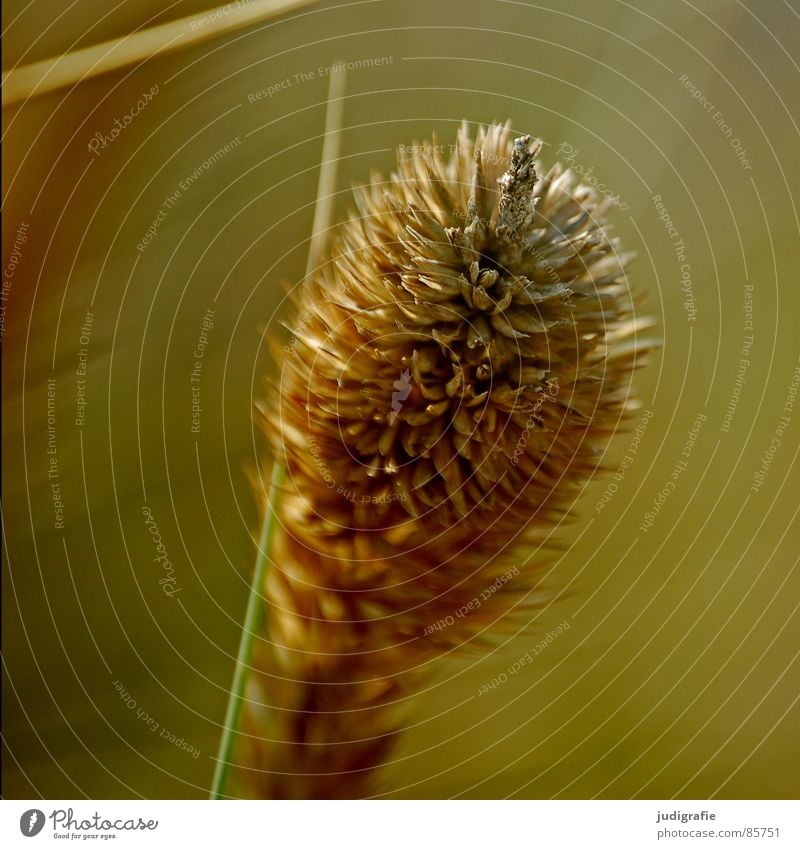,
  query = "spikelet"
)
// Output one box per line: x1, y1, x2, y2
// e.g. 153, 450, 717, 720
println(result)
243, 122, 654, 798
